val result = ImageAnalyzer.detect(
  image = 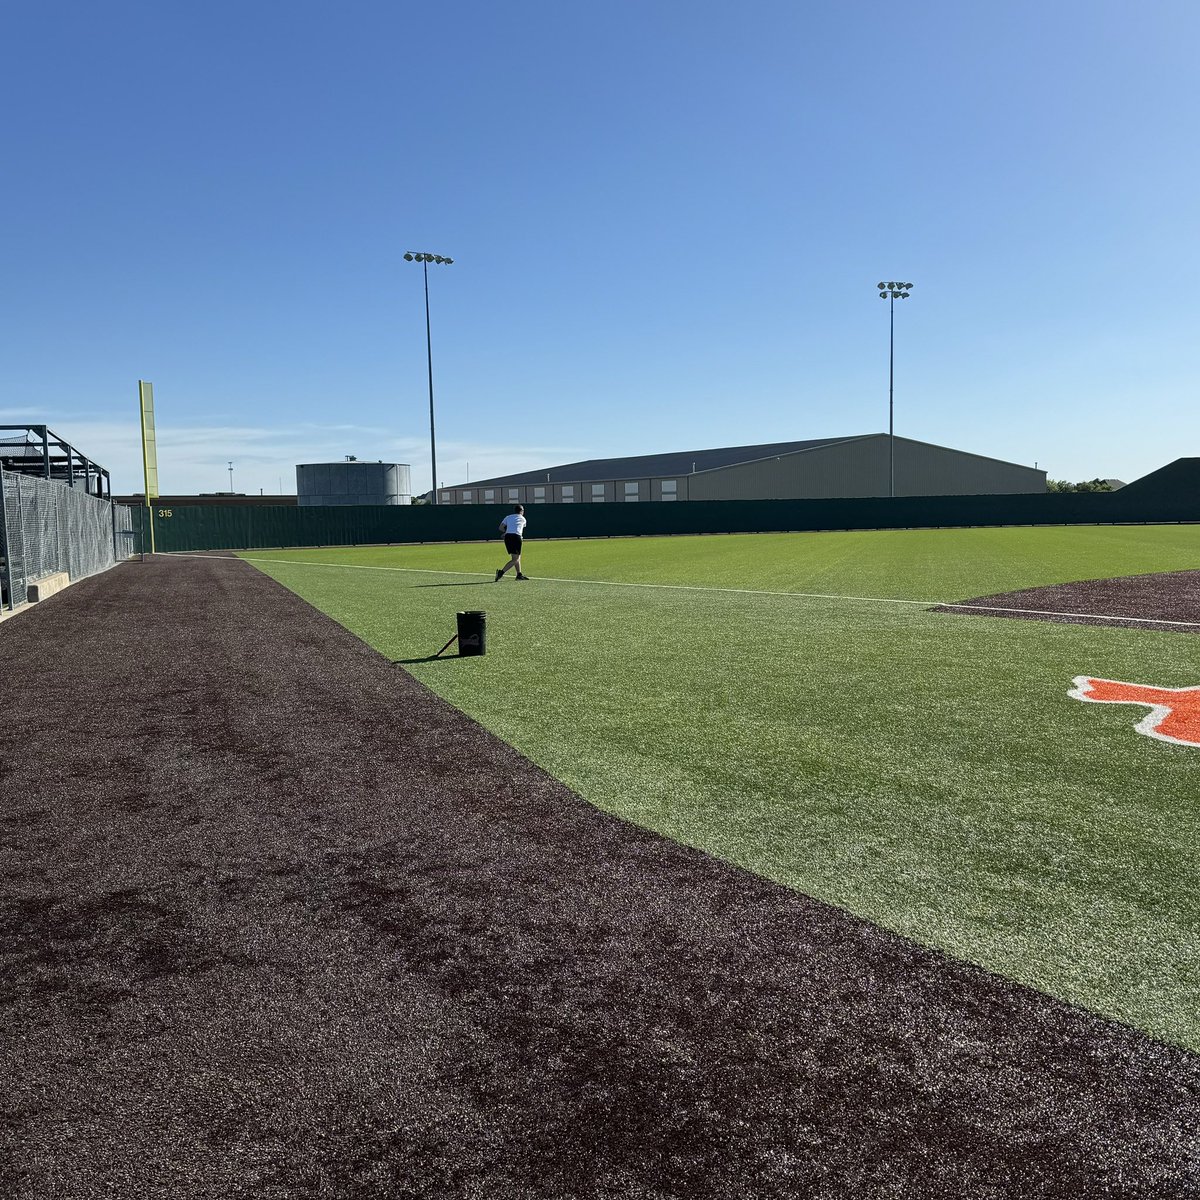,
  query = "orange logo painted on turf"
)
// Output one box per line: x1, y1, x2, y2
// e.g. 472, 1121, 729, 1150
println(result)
1069, 677, 1200, 747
